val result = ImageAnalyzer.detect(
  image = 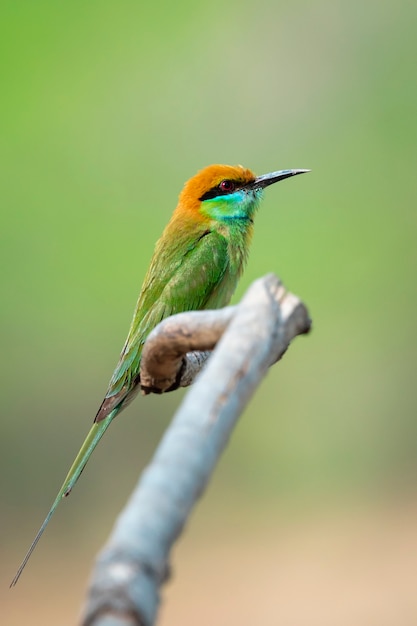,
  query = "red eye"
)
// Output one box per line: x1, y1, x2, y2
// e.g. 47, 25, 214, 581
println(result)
219, 179, 236, 193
